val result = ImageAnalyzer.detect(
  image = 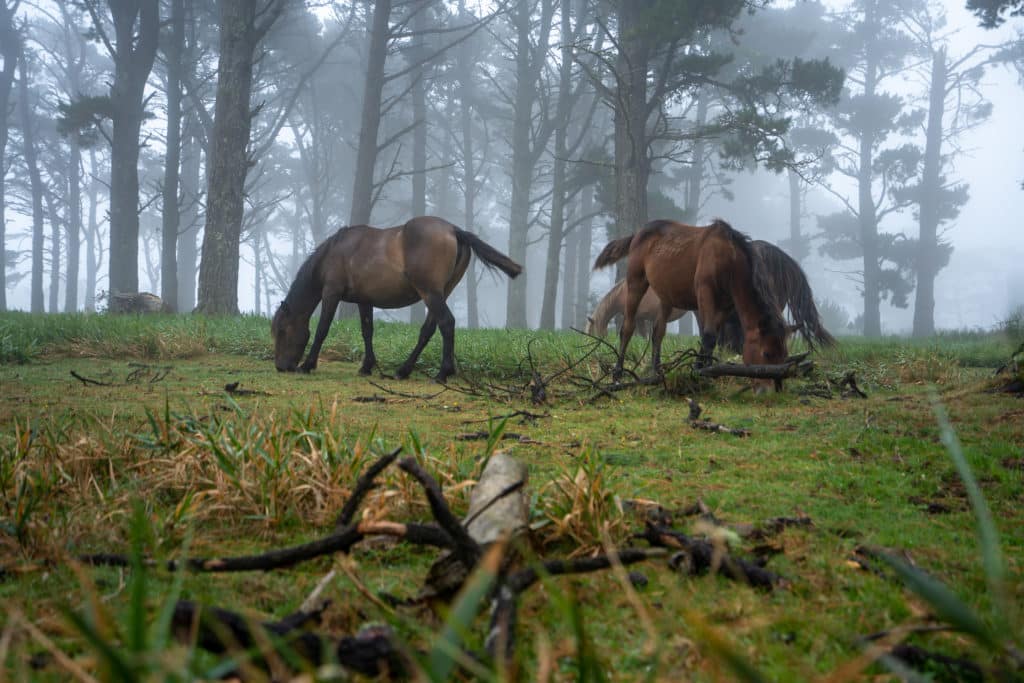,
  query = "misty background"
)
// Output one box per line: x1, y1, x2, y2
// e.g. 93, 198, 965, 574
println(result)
1, 0, 1022, 336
